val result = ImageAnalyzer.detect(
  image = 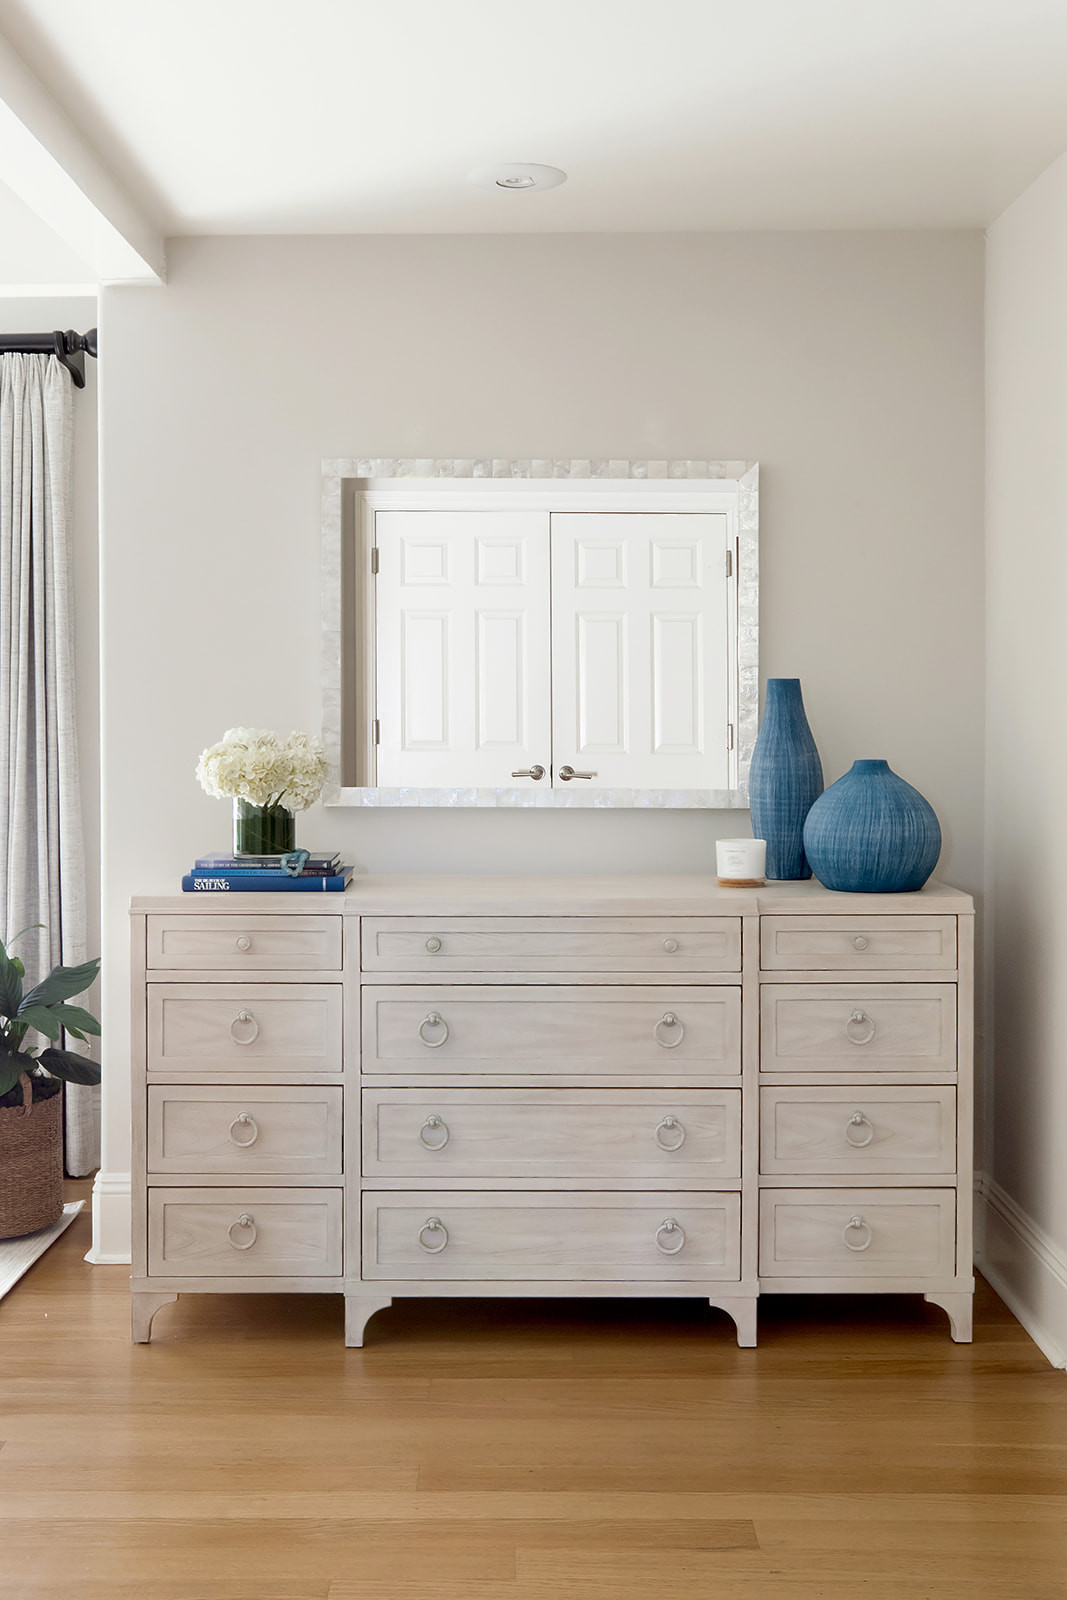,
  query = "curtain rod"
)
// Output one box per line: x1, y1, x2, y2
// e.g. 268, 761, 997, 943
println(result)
0, 328, 98, 389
